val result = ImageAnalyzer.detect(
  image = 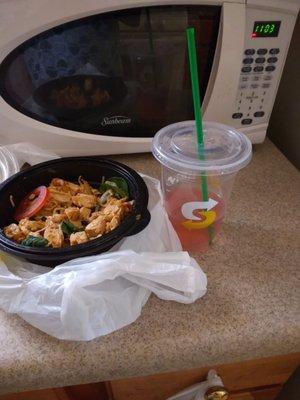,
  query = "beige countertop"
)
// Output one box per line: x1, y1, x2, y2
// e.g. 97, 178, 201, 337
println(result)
0, 139, 299, 394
